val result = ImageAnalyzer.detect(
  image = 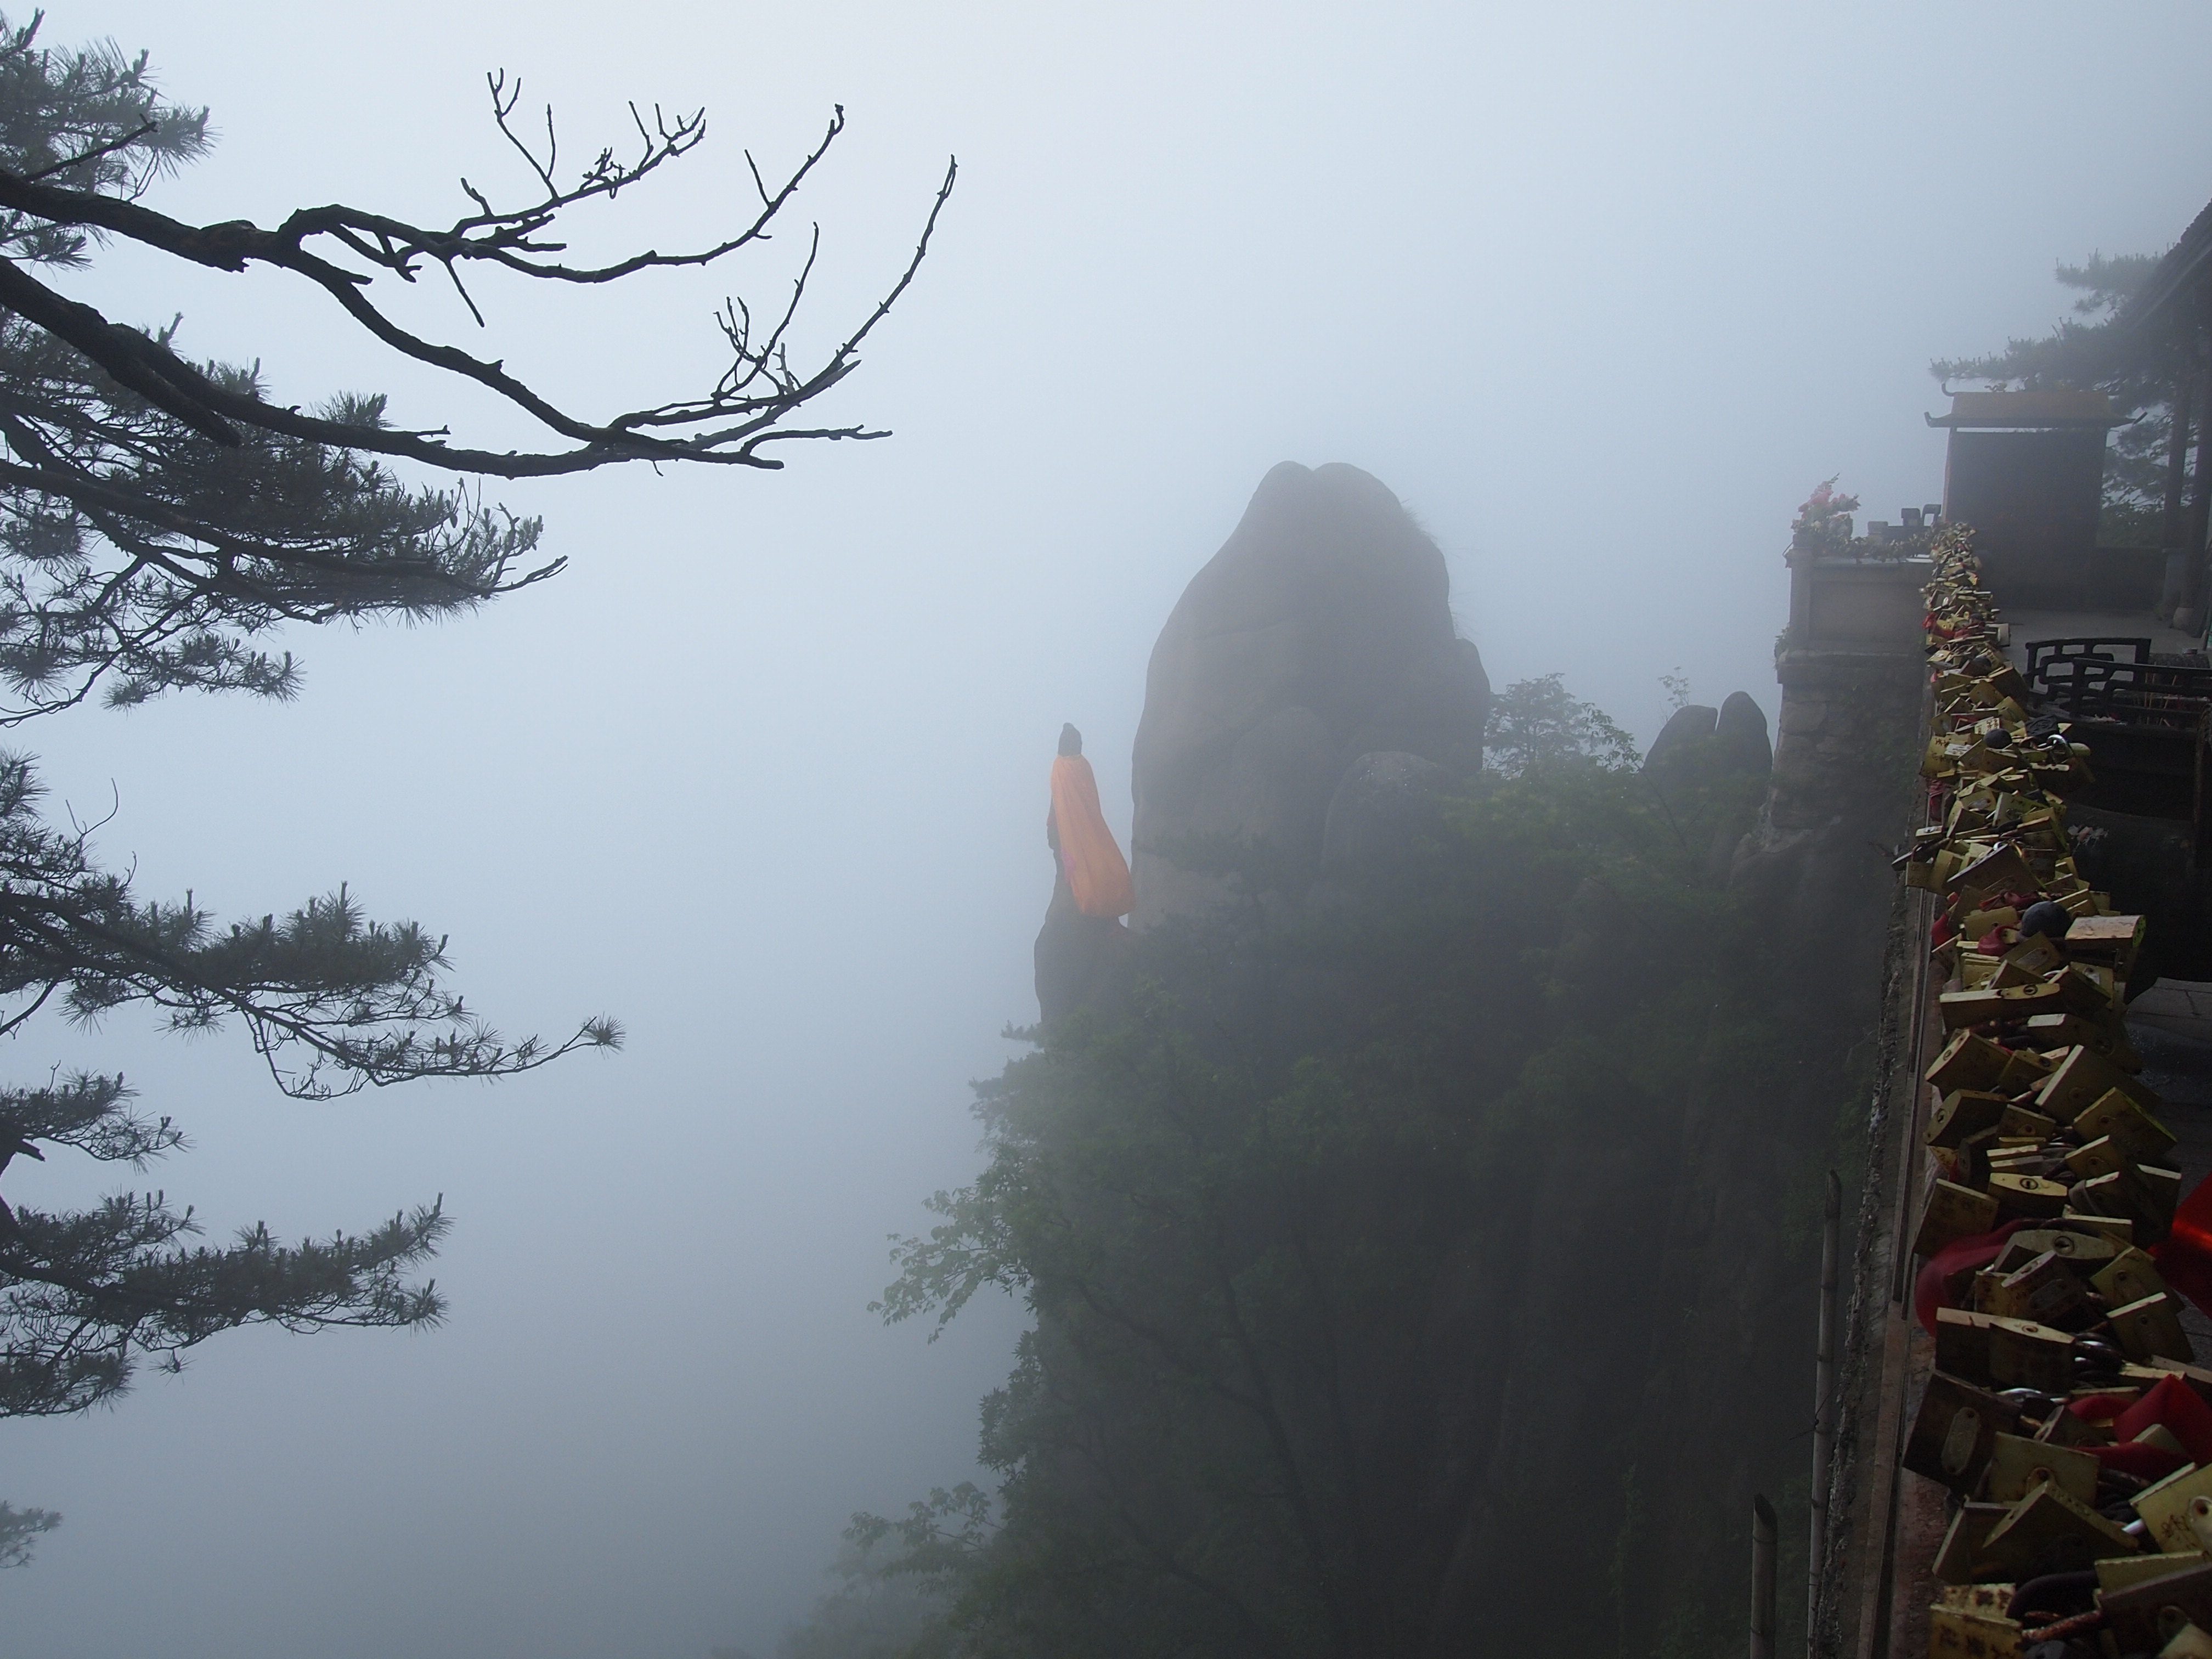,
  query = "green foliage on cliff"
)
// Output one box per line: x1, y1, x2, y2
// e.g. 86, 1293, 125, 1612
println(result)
764, 1539, 951, 1659
843, 738, 1792, 1659
1482, 674, 1641, 776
